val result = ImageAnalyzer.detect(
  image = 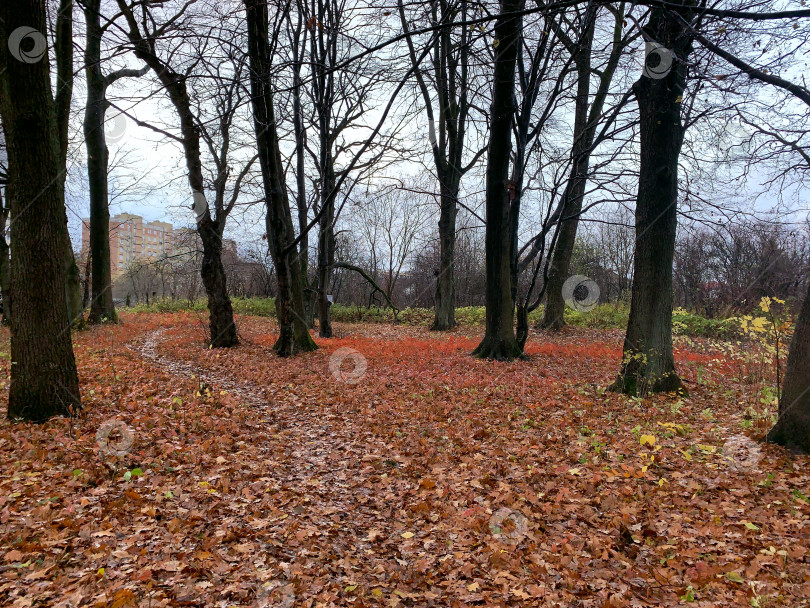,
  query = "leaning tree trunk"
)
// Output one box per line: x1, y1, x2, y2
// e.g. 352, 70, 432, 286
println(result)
541, 69, 592, 330
609, 3, 693, 396
433, 178, 458, 330
472, 0, 525, 361
83, 0, 117, 324
246, 0, 316, 356
0, 0, 81, 421
766, 281, 810, 453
